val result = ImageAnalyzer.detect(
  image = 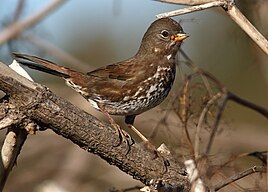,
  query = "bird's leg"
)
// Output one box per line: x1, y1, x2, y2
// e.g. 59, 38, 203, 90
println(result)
100, 108, 133, 153
128, 125, 148, 142
125, 115, 148, 142
125, 115, 169, 173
